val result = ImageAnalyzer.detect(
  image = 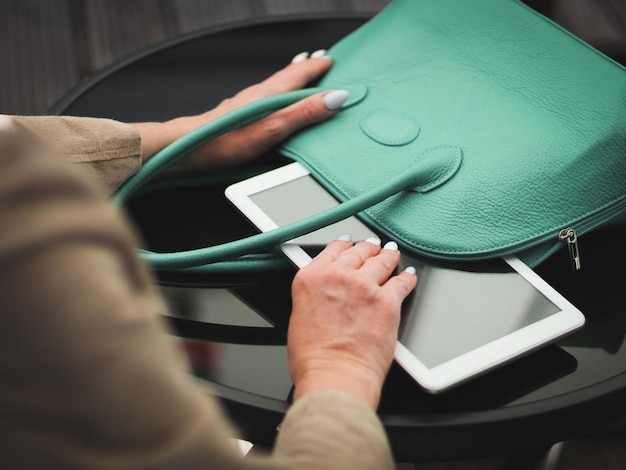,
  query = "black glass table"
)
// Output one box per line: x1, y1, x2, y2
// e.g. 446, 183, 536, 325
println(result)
50, 13, 626, 463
